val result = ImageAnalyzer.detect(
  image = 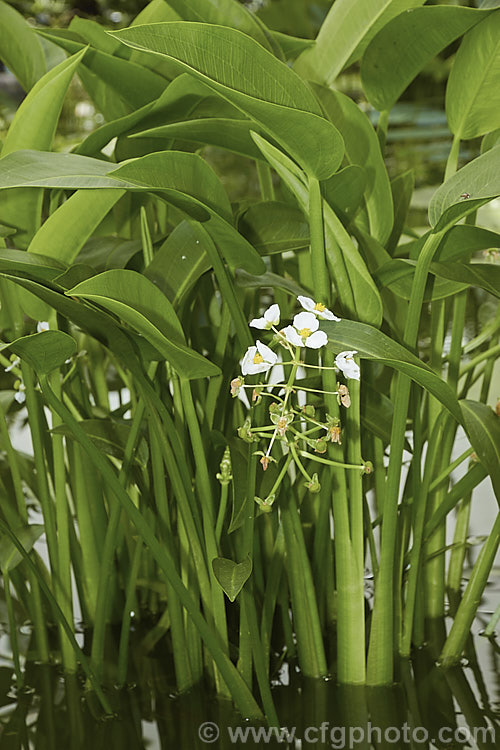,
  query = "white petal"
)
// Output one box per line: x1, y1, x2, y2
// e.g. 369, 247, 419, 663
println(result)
247, 361, 273, 375
318, 309, 341, 321
249, 316, 269, 329
282, 325, 303, 348
256, 340, 277, 364
305, 330, 328, 349
264, 304, 280, 326
293, 311, 319, 332
297, 296, 315, 312
14, 391, 26, 404
335, 351, 360, 380
37, 321, 50, 333
241, 346, 257, 376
